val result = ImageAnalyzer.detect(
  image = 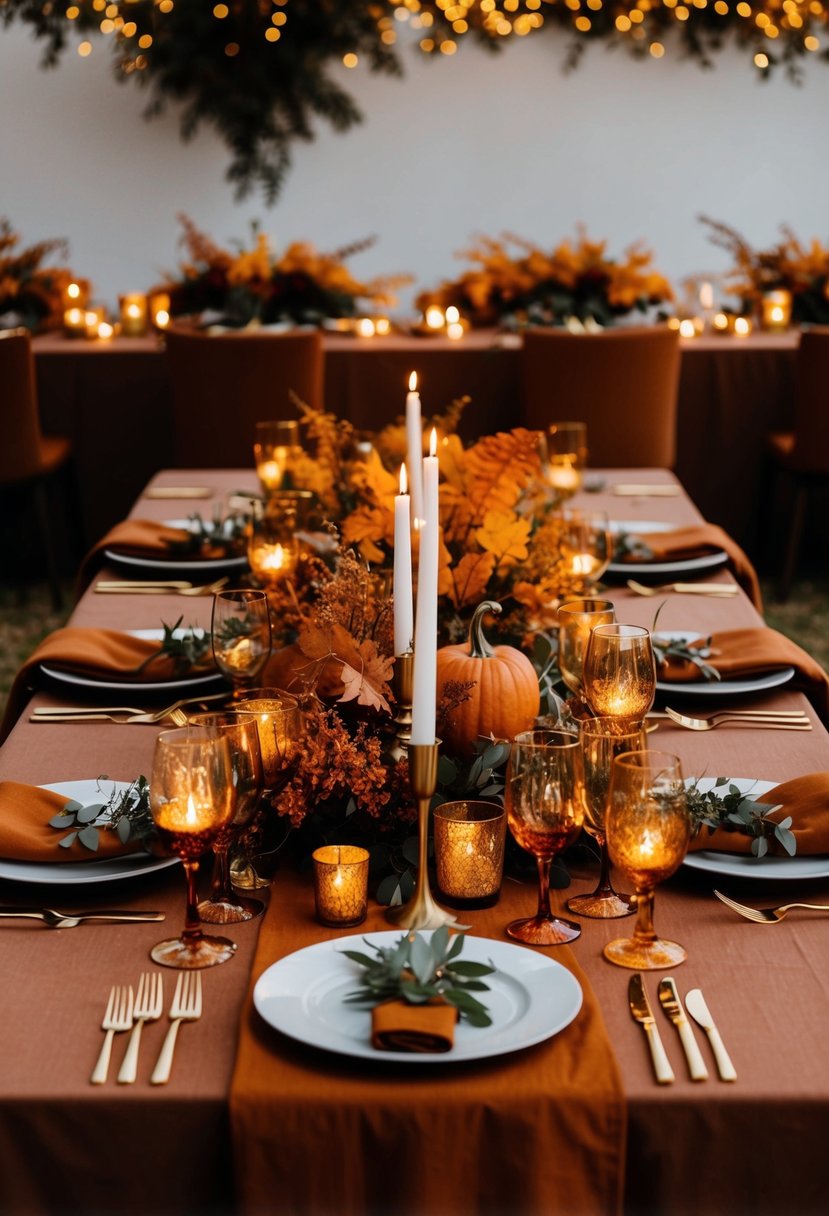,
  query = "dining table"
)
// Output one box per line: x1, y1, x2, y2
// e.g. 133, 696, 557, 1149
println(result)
0, 465, 827, 1216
